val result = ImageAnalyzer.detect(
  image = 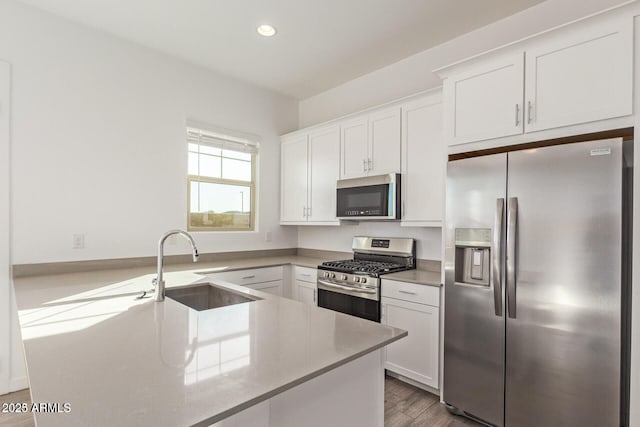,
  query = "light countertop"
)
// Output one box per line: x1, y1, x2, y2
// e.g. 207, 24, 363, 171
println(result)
384, 269, 442, 287
12, 261, 406, 426
166, 254, 329, 273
